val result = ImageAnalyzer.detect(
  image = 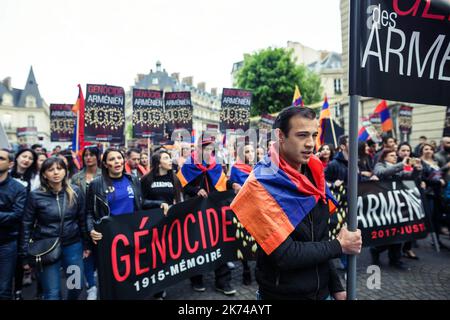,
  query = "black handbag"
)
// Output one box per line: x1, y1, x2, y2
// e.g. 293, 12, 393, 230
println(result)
28, 192, 66, 268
